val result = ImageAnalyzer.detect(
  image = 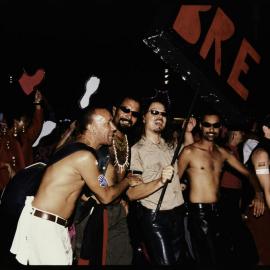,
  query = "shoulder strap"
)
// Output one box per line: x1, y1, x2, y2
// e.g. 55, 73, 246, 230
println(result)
97, 145, 110, 174
47, 142, 98, 167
